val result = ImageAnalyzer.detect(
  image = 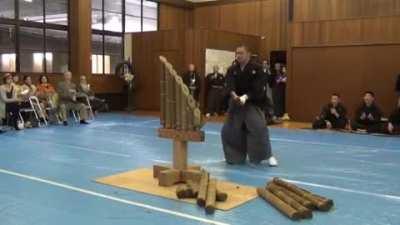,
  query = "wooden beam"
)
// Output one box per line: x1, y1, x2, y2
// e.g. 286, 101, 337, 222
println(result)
69, 0, 92, 79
